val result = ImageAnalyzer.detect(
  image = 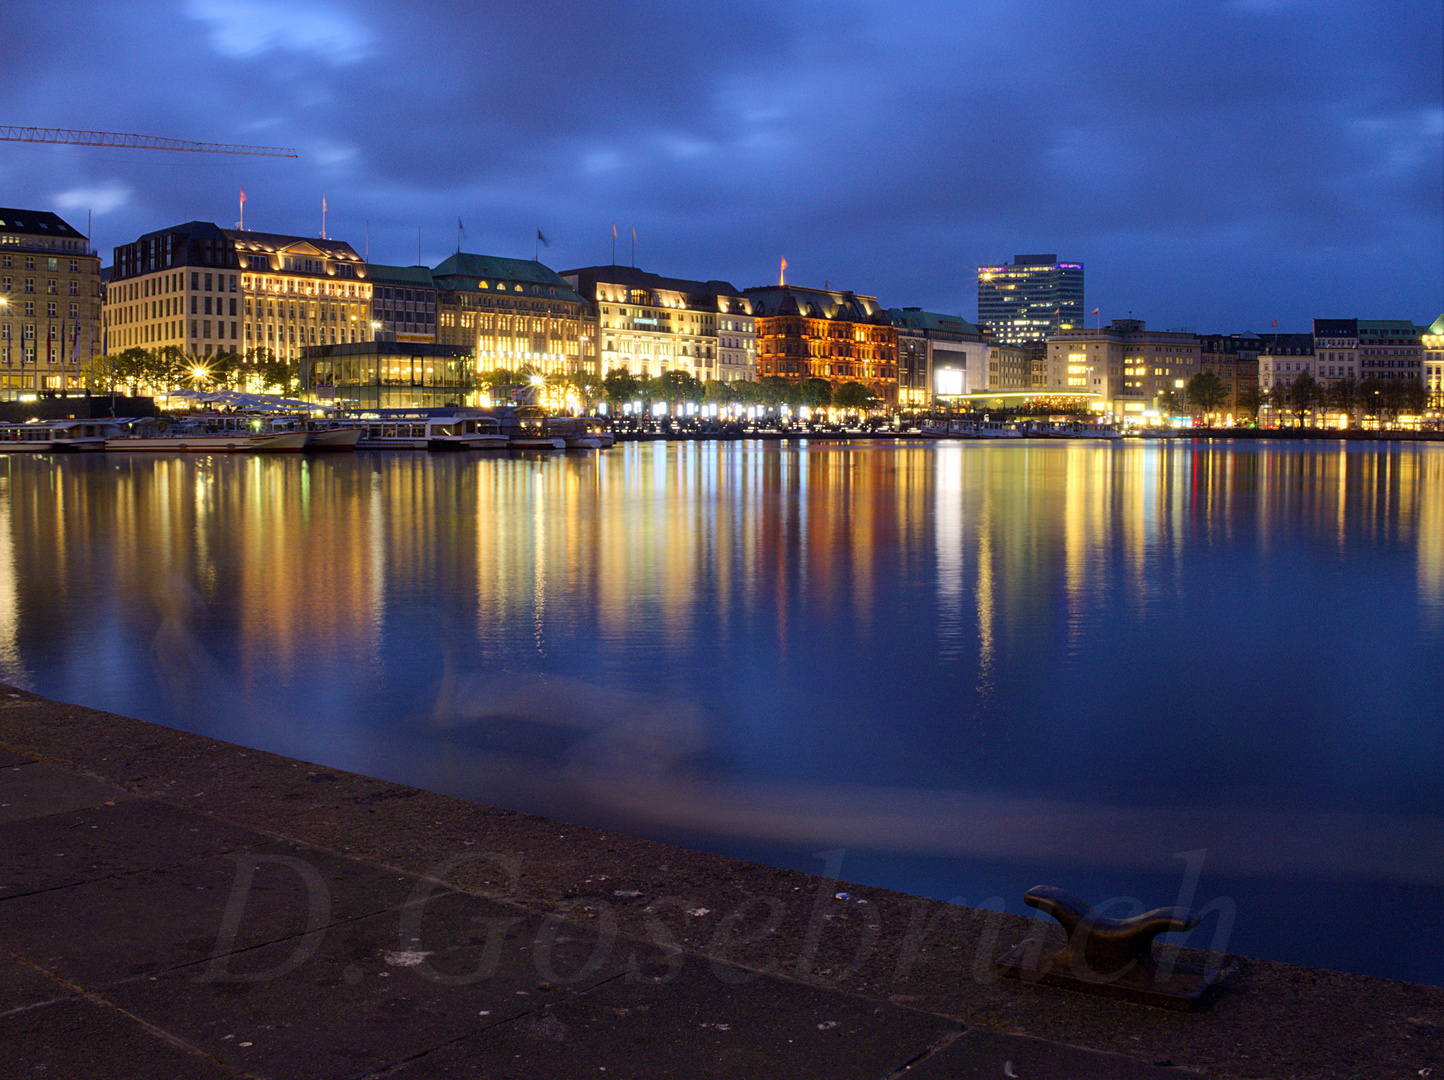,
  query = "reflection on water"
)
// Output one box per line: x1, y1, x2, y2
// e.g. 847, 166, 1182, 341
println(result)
2, 441, 1442, 983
